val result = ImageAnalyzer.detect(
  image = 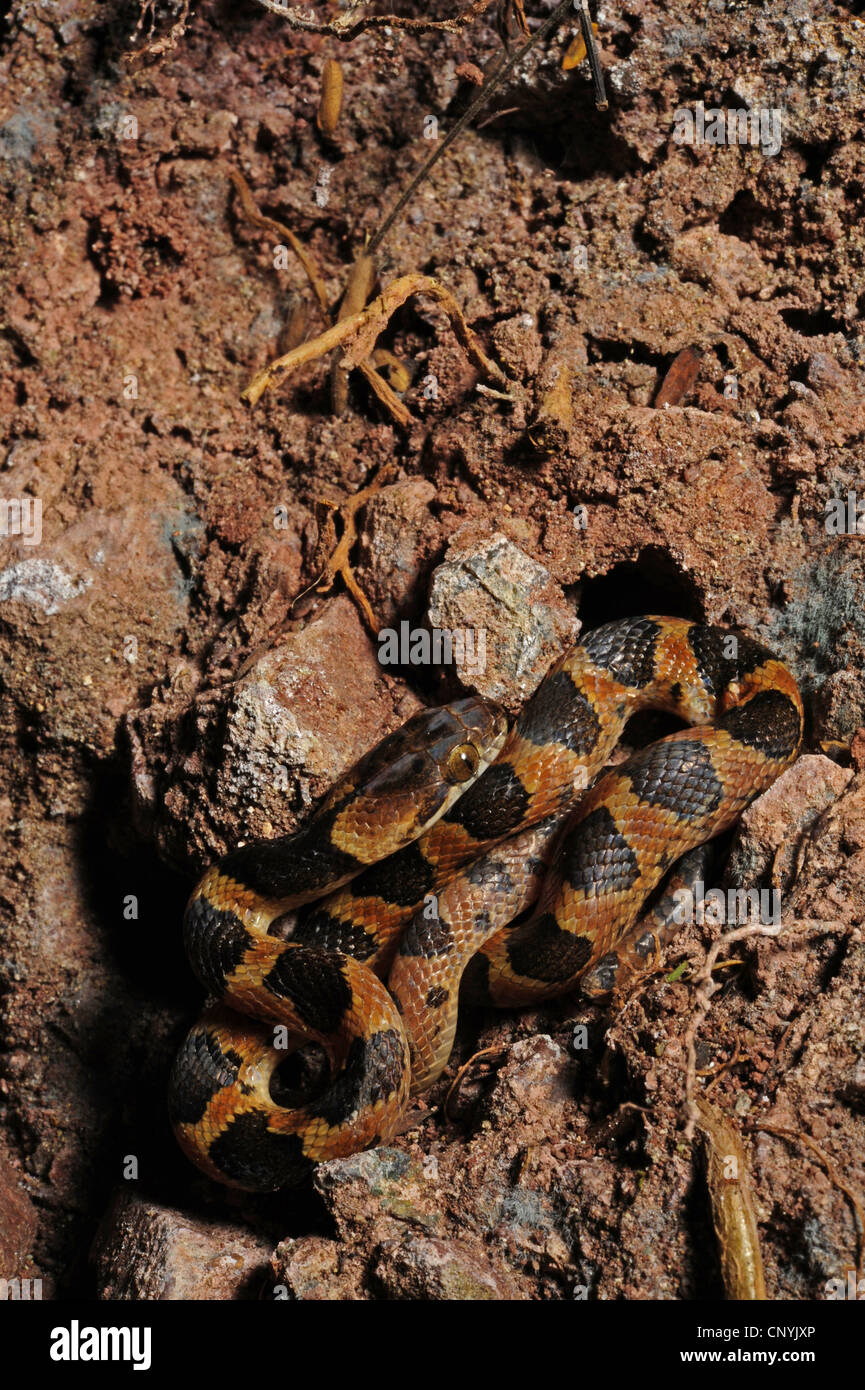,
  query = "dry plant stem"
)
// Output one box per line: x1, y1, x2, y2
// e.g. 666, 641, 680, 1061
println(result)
233, 1, 592, 412
695, 1096, 766, 1300
476, 382, 517, 402
696, 1036, 742, 1081
226, 167, 409, 422
366, 0, 576, 257
445, 1046, 506, 1119
243, 273, 509, 405
317, 57, 344, 136
749, 1122, 865, 1282
578, 0, 608, 108
250, 0, 497, 39
126, 0, 193, 60
356, 361, 413, 425
225, 165, 330, 313
682, 922, 785, 1141
294, 464, 397, 632
332, 254, 377, 415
